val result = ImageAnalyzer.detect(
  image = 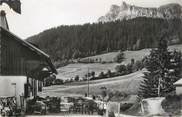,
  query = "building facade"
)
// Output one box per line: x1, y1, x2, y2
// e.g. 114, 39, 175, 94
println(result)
0, 10, 57, 107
